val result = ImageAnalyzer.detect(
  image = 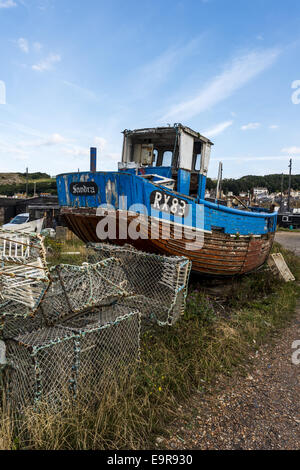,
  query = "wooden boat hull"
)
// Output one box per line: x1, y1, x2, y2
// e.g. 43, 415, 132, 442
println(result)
61, 207, 274, 276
